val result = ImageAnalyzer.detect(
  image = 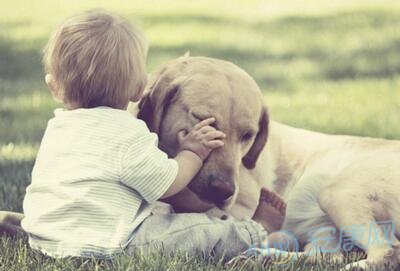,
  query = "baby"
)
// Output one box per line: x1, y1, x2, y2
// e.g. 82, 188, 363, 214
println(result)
21, 10, 287, 260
